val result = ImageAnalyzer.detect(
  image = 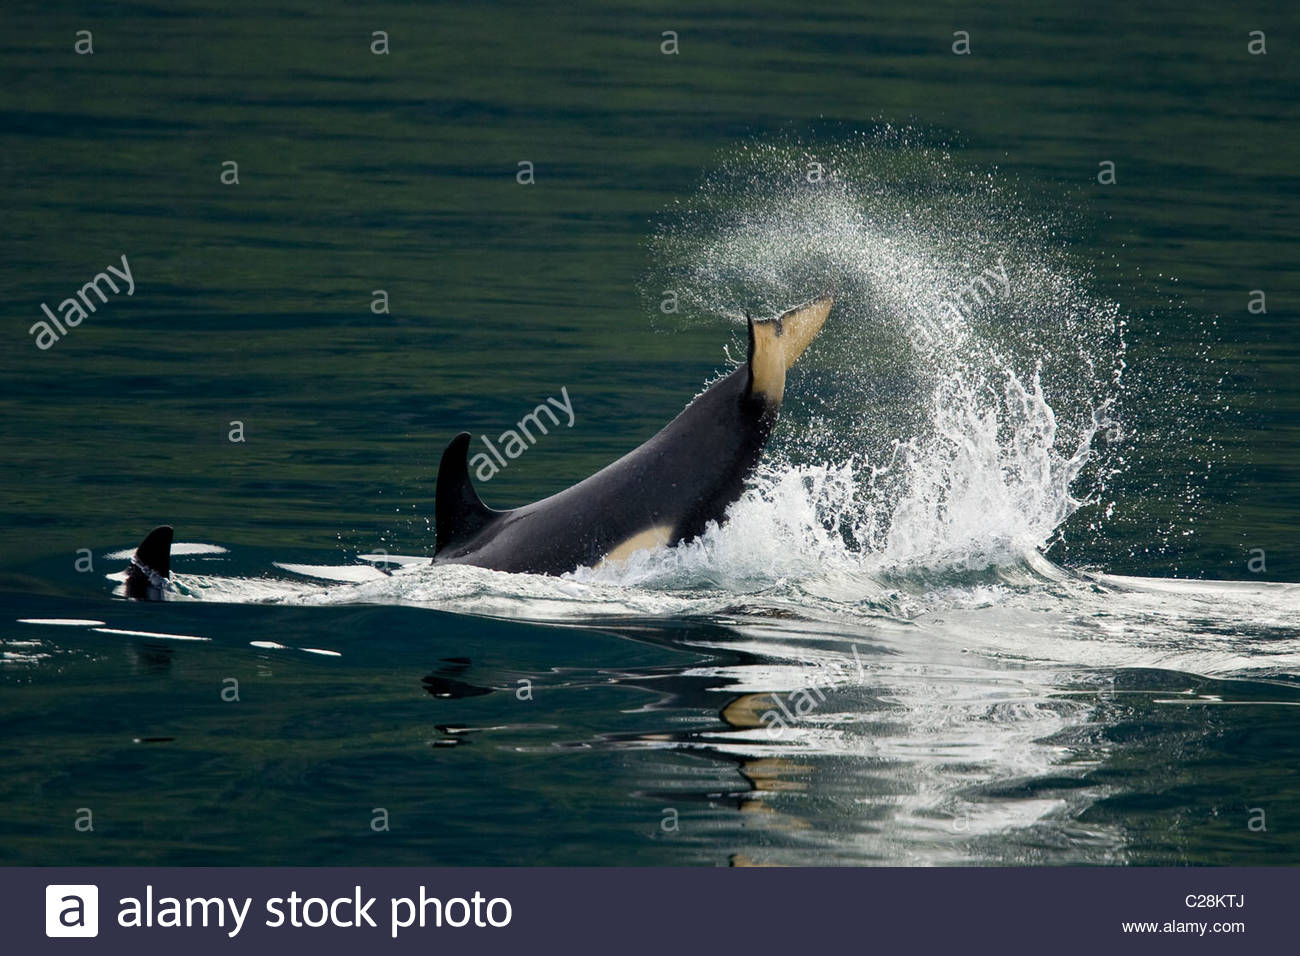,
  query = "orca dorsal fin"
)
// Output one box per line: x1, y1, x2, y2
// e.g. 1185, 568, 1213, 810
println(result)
435, 432, 499, 554
125, 524, 173, 600
135, 525, 173, 578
